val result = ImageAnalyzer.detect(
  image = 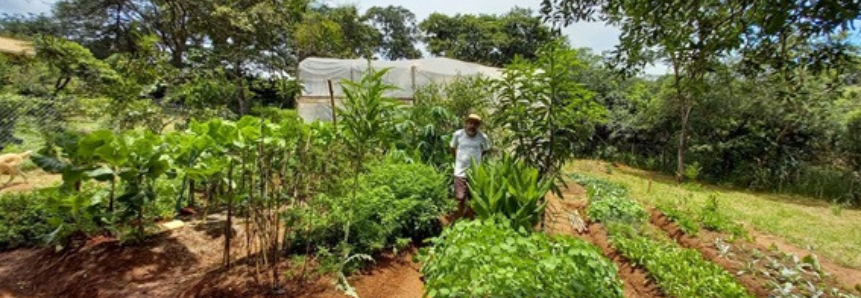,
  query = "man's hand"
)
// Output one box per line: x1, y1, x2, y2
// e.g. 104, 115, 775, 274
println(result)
449, 147, 456, 156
